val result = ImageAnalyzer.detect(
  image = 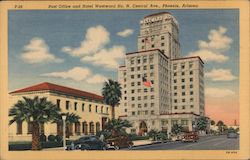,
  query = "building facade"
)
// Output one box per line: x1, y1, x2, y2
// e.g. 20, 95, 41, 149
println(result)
118, 12, 205, 135
9, 82, 112, 141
